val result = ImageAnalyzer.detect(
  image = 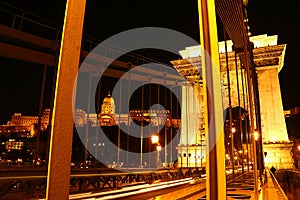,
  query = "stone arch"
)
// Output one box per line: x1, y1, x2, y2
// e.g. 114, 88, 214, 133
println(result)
221, 68, 248, 111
